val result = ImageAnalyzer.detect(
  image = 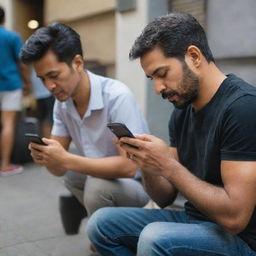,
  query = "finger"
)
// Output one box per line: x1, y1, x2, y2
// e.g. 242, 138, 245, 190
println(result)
30, 142, 45, 151
31, 152, 42, 163
41, 137, 53, 144
128, 153, 139, 163
128, 153, 134, 160
120, 136, 150, 149
135, 134, 156, 141
120, 142, 141, 156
